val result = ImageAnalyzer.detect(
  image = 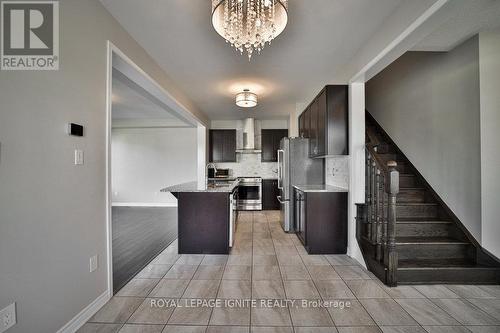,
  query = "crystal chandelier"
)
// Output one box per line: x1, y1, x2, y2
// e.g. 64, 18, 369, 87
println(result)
211, 0, 288, 60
